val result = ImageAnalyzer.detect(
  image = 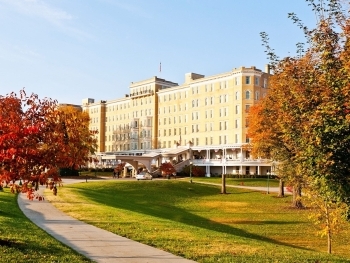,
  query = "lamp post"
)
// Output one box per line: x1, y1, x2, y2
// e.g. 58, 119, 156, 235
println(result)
190, 161, 193, 183
267, 171, 270, 194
